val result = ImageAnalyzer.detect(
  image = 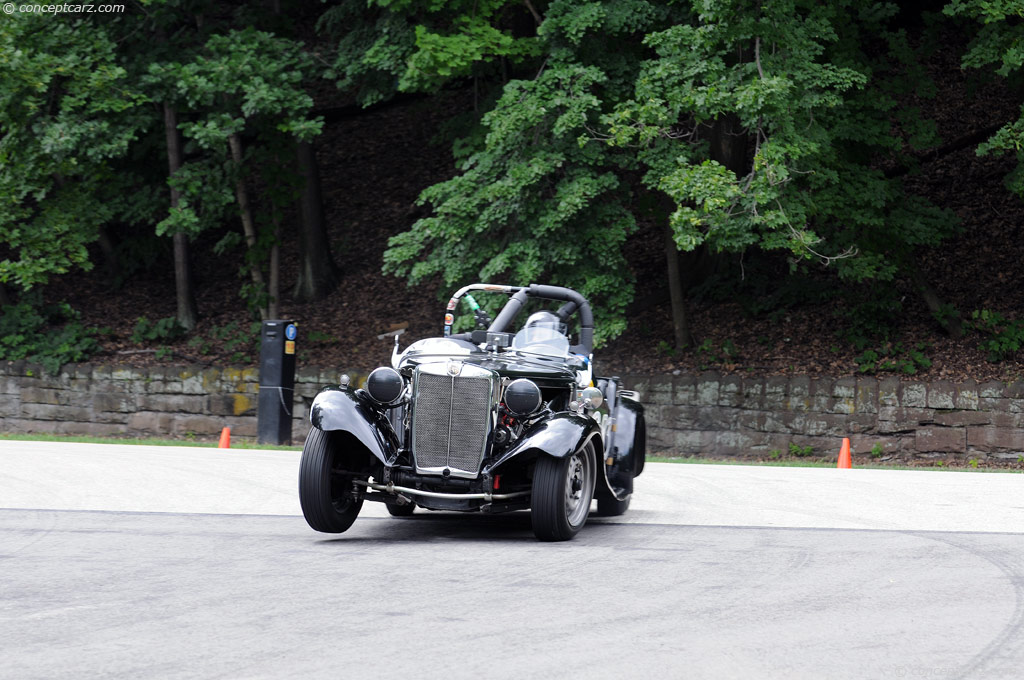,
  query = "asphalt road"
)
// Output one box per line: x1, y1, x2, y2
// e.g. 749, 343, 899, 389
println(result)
2, 441, 1024, 680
